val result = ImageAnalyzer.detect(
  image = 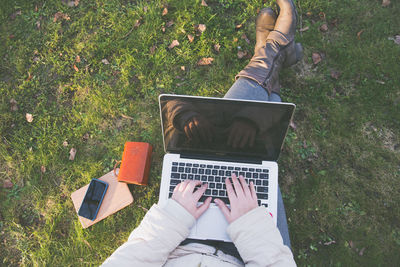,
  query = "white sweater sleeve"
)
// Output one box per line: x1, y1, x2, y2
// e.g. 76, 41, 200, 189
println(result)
101, 199, 195, 267
227, 207, 296, 267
